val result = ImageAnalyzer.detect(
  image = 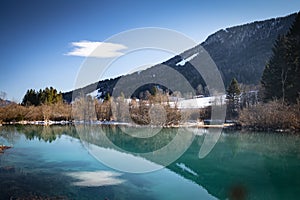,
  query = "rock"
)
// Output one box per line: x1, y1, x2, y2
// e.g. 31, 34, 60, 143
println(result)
0, 145, 12, 152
